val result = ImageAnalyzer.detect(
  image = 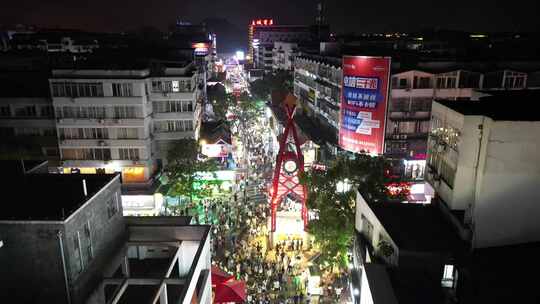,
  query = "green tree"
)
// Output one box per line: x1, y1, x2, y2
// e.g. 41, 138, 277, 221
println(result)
209, 88, 235, 121
164, 138, 218, 206
249, 70, 292, 100
301, 154, 391, 271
